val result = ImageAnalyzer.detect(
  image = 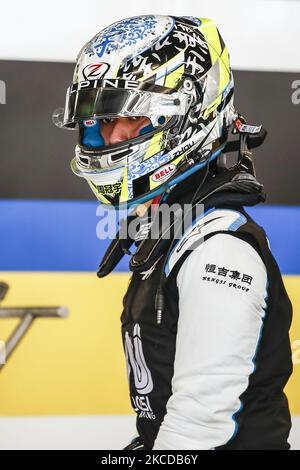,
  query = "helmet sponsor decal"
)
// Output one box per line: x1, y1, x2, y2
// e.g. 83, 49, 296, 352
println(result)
91, 182, 122, 195
172, 140, 195, 159
236, 121, 262, 135
83, 63, 110, 80
125, 324, 154, 395
71, 78, 140, 93
83, 119, 97, 127
152, 164, 176, 183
